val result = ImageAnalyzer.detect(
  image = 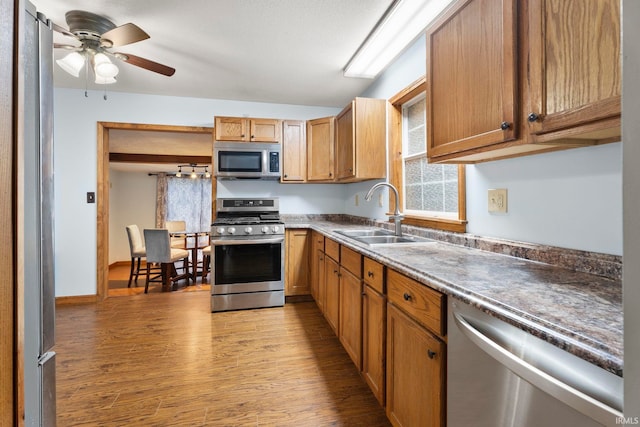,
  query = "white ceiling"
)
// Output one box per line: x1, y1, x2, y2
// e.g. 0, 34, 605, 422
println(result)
32, 0, 396, 108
